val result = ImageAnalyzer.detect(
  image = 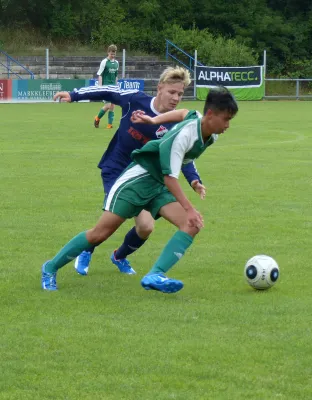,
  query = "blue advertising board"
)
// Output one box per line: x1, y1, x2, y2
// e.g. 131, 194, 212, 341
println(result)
89, 79, 144, 91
